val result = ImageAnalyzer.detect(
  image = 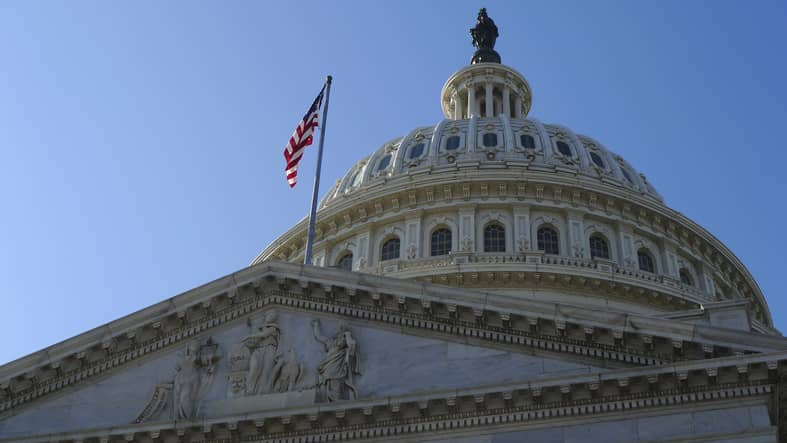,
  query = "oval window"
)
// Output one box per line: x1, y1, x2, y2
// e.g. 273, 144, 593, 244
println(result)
445, 136, 460, 151
483, 133, 498, 147
520, 134, 536, 149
